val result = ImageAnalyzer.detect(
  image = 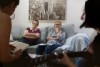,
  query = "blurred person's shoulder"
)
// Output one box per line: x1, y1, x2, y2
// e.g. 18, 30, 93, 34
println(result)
0, 11, 11, 25
0, 11, 11, 34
